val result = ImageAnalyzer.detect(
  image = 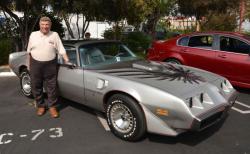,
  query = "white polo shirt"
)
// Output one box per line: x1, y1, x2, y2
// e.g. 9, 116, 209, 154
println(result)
27, 31, 66, 61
